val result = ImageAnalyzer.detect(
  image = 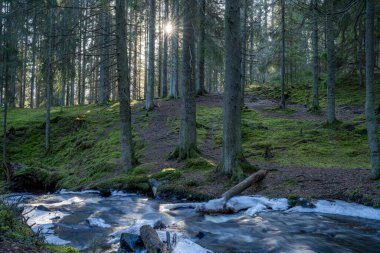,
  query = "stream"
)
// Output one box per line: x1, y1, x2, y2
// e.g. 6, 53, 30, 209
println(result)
5, 191, 380, 253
